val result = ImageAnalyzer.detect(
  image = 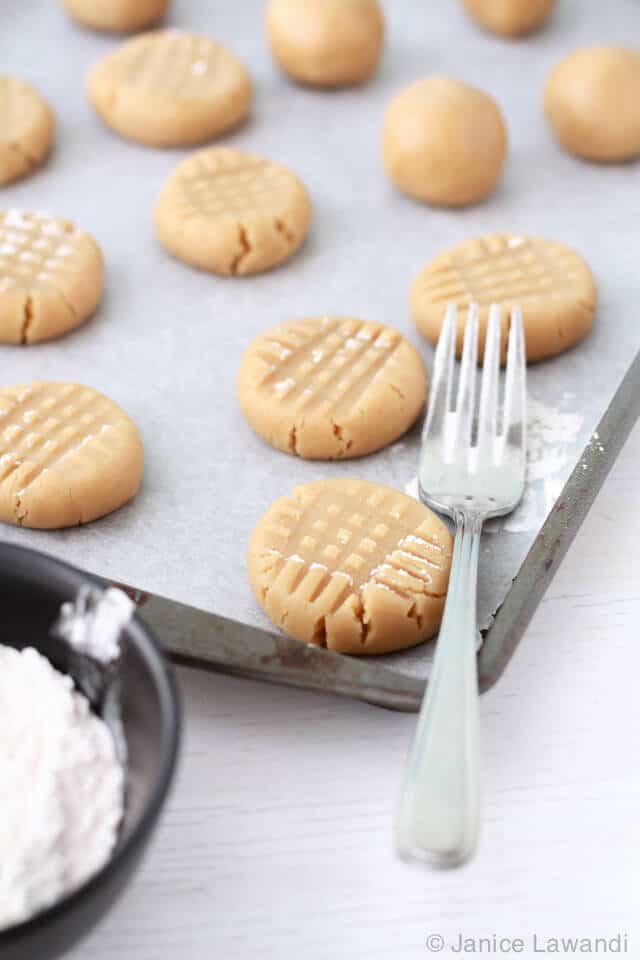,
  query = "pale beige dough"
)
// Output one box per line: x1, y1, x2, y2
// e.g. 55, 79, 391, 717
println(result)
382, 77, 507, 207
87, 30, 252, 147
155, 147, 312, 276
62, 0, 170, 33
461, 0, 557, 37
411, 233, 597, 364
544, 47, 640, 163
238, 317, 427, 459
266, 0, 385, 88
0, 210, 104, 345
0, 382, 143, 529
248, 478, 453, 655
0, 76, 55, 187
